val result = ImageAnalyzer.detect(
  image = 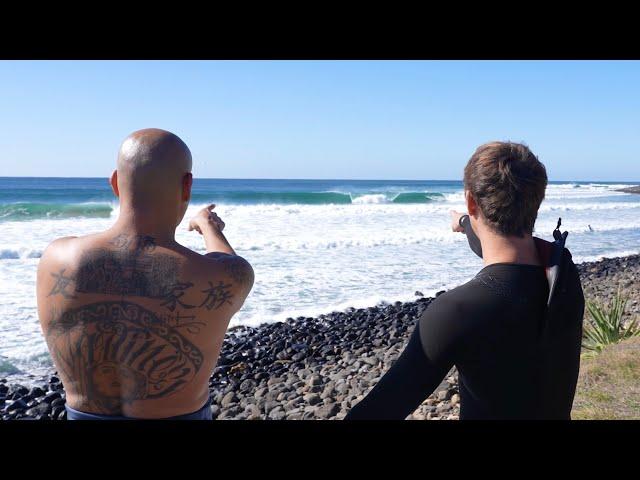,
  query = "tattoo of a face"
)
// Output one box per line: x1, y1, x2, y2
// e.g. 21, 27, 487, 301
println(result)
48, 269, 77, 299
42, 234, 239, 413
199, 281, 234, 310
46, 302, 204, 414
